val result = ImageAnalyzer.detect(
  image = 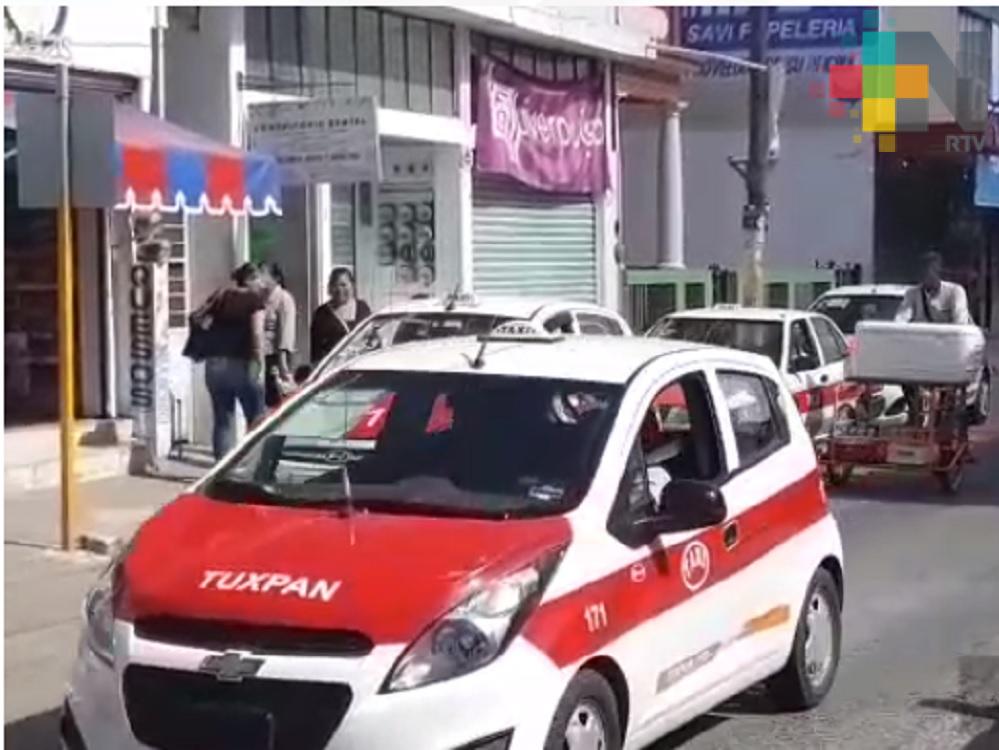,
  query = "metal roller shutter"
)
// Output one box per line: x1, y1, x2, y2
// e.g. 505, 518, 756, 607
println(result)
473, 174, 597, 302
